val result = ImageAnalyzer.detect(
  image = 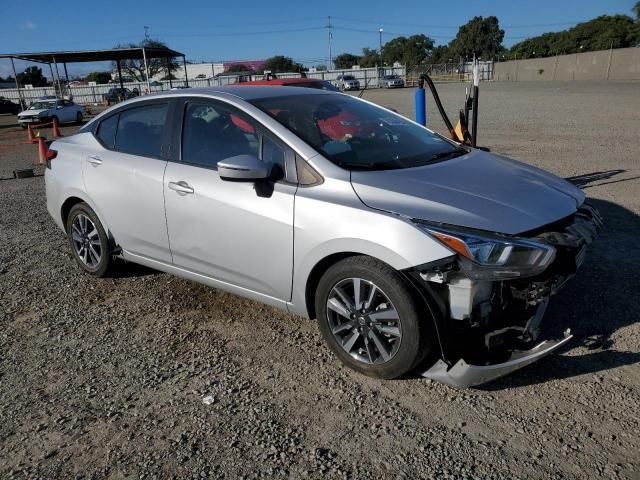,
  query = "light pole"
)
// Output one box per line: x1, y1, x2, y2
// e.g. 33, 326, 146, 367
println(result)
379, 28, 384, 83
